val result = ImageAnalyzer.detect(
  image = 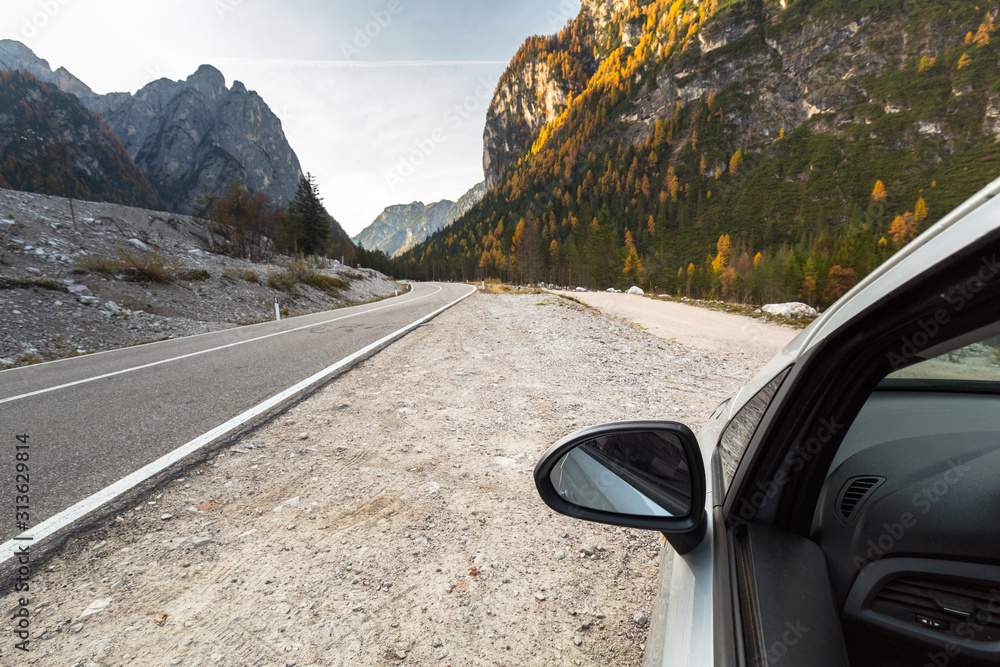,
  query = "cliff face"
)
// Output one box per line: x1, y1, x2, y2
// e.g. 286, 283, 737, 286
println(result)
483, 1, 1000, 190
0, 70, 160, 209
94, 66, 304, 215
0, 41, 305, 216
354, 182, 486, 257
